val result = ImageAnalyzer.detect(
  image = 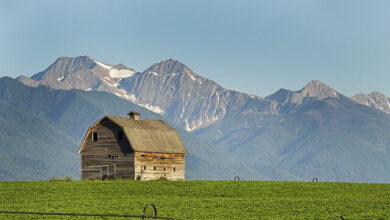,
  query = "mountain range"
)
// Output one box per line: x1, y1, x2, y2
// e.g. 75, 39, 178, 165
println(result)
18, 56, 277, 131
2, 55, 390, 182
